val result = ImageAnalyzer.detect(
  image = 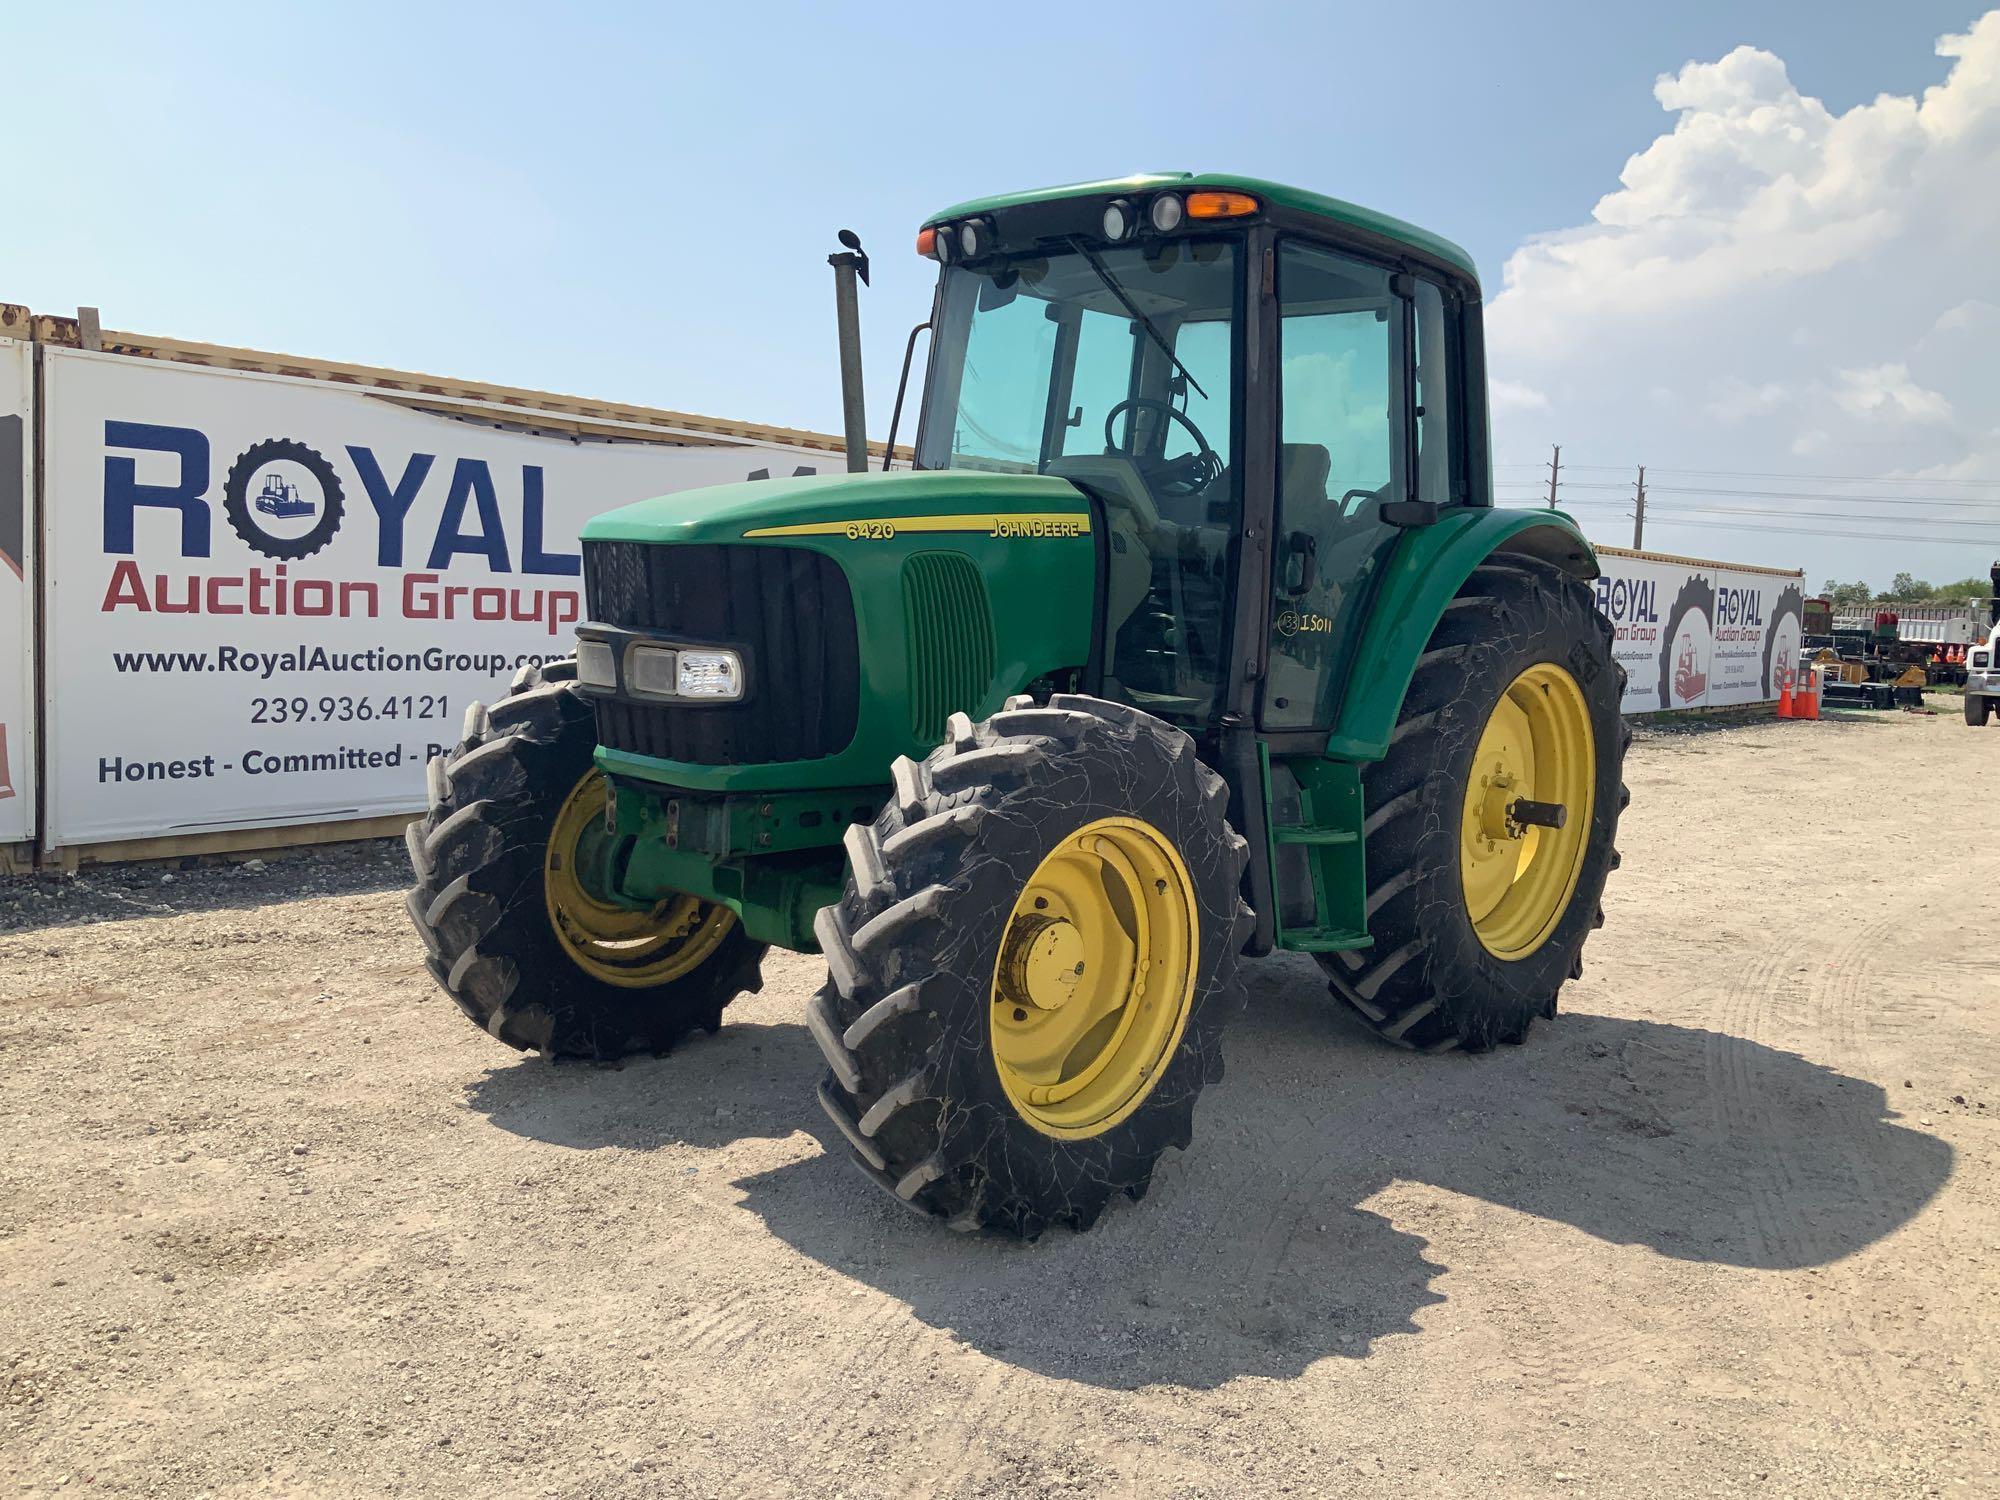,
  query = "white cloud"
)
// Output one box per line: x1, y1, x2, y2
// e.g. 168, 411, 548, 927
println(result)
1830, 363, 1953, 424
1931, 300, 1999, 336
1703, 377, 1791, 424
1490, 379, 1549, 413
1487, 12, 2000, 584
